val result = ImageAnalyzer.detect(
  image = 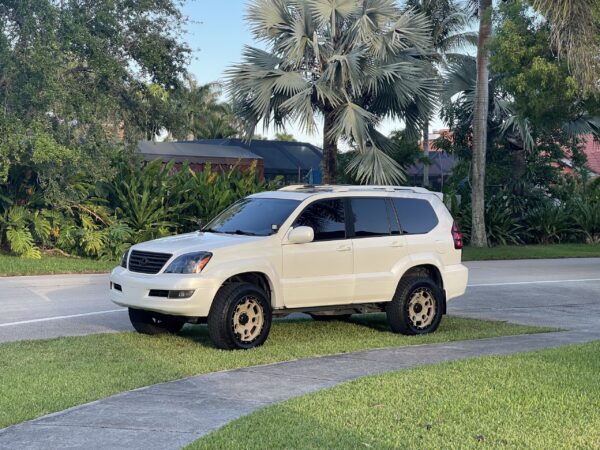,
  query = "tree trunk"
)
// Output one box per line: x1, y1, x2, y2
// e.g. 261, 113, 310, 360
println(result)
422, 119, 430, 187
508, 136, 526, 195
471, 0, 493, 248
322, 111, 337, 184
